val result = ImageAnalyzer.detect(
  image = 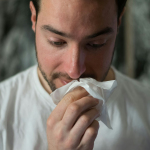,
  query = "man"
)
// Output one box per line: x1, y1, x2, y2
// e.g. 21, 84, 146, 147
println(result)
0, 0, 150, 150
